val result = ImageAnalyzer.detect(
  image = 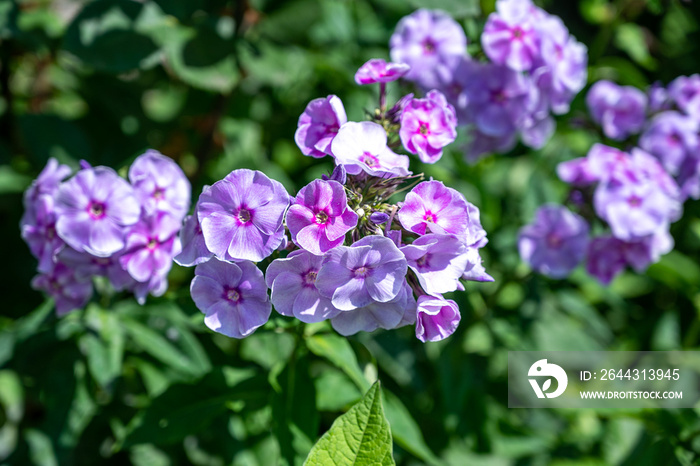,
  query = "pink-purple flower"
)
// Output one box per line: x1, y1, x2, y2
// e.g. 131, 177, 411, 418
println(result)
23, 157, 72, 216
265, 250, 340, 323
21, 194, 64, 273
518, 204, 589, 278
128, 150, 191, 220
285, 179, 358, 255
398, 180, 470, 237
401, 234, 468, 295
389, 9, 467, 90
190, 258, 271, 338
354, 59, 410, 85
295, 95, 347, 158
668, 74, 700, 119
54, 166, 141, 257
586, 81, 647, 140
330, 122, 410, 178
119, 213, 181, 284
400, 90, 457, 164
415, 295, 461, 342
315, 235, 408, 311
31, 262, 93, 316
198, 169, 290, 262
482, 0, 540, 71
